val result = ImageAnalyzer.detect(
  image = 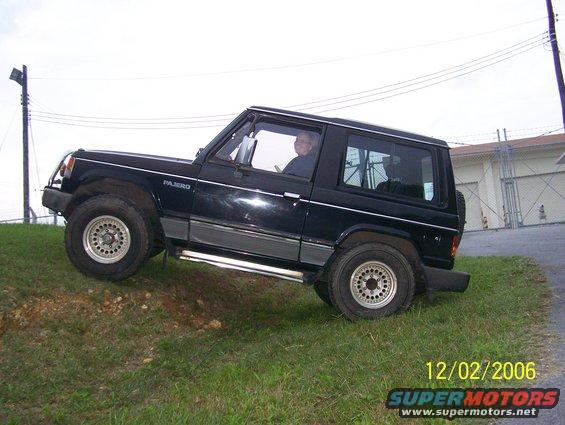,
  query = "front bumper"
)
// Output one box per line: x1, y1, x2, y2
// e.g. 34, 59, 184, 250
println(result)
42, 187, 73, 214
423, 266, 470, 292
